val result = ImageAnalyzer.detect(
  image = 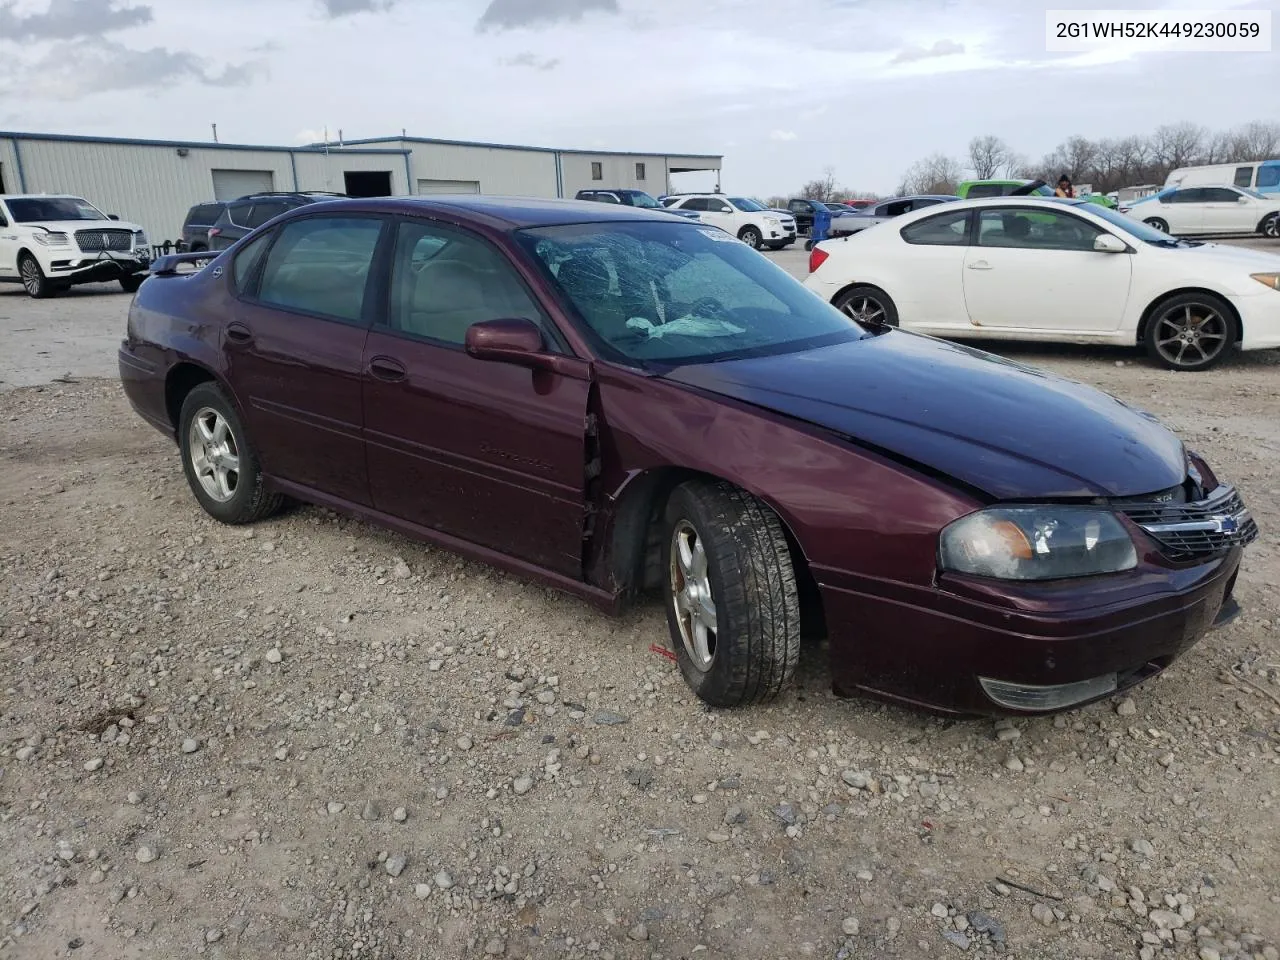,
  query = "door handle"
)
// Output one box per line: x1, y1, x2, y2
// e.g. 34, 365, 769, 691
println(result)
967, 260, 993, 270
226, 322, 253, 344
369, 356, 407, 382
